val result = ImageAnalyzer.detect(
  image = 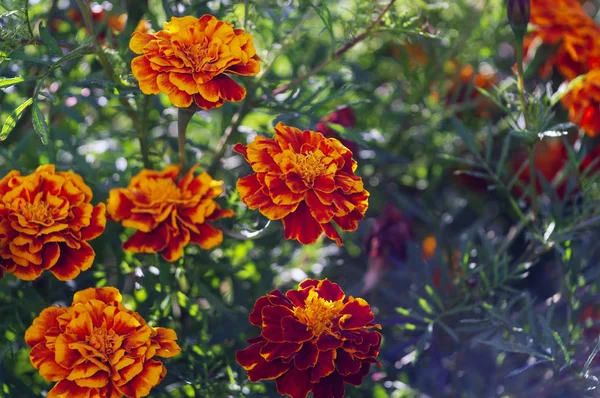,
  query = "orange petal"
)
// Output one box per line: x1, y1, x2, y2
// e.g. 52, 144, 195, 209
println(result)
25, 306, 66, 346
157, 73, 193, 107
215, 75, 246, 102
161, 226, 191, 262
47, 380, 93, 398
117, 359, 165, 398
129, 32, 155, 54
131, 56, 161, 95
50, 241, 95, 281
72, 287, 122, 305
227, 58, 261, 76
193, 93, 224, 110
122, 224, 169, 254
81, 203, 106, 240
189, 224, 223, 250
169, 72, 199, 95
